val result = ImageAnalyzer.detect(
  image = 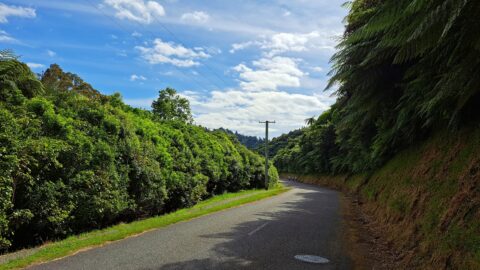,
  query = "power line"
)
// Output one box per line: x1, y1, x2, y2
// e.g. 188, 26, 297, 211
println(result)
150, 16, 232, 88
146, 16, 230, 91
83, 0, 225, 93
